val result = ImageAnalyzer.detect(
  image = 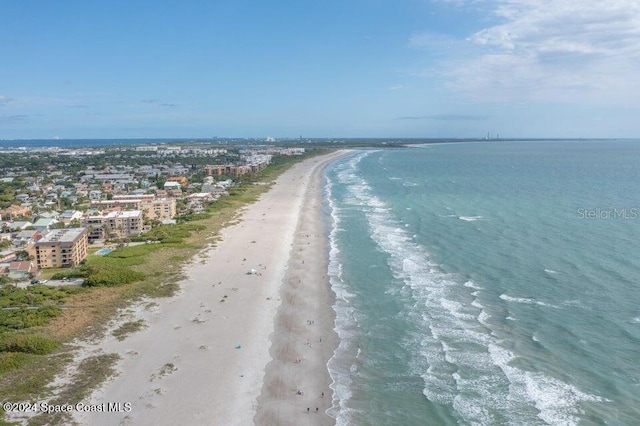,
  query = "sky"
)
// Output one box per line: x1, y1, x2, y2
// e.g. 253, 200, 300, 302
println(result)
1, 0, 640, 139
